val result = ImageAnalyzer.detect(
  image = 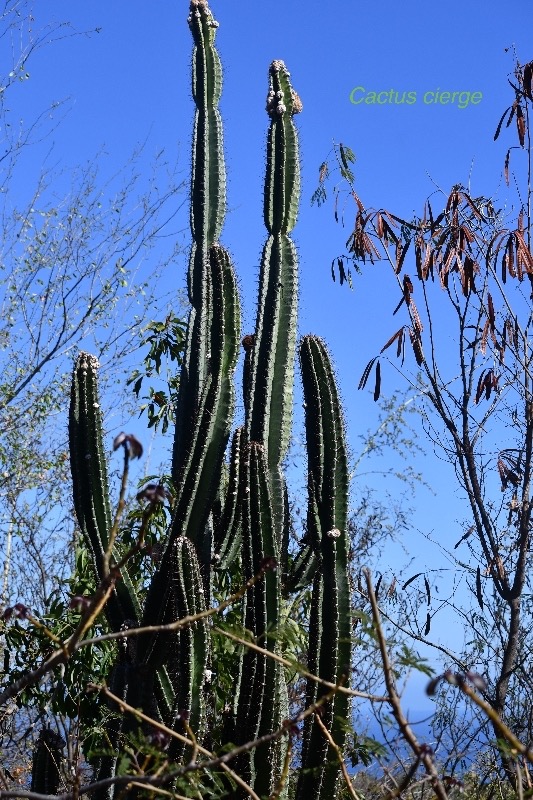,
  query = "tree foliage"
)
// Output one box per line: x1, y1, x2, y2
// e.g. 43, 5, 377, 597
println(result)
0, 2, 187, 612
